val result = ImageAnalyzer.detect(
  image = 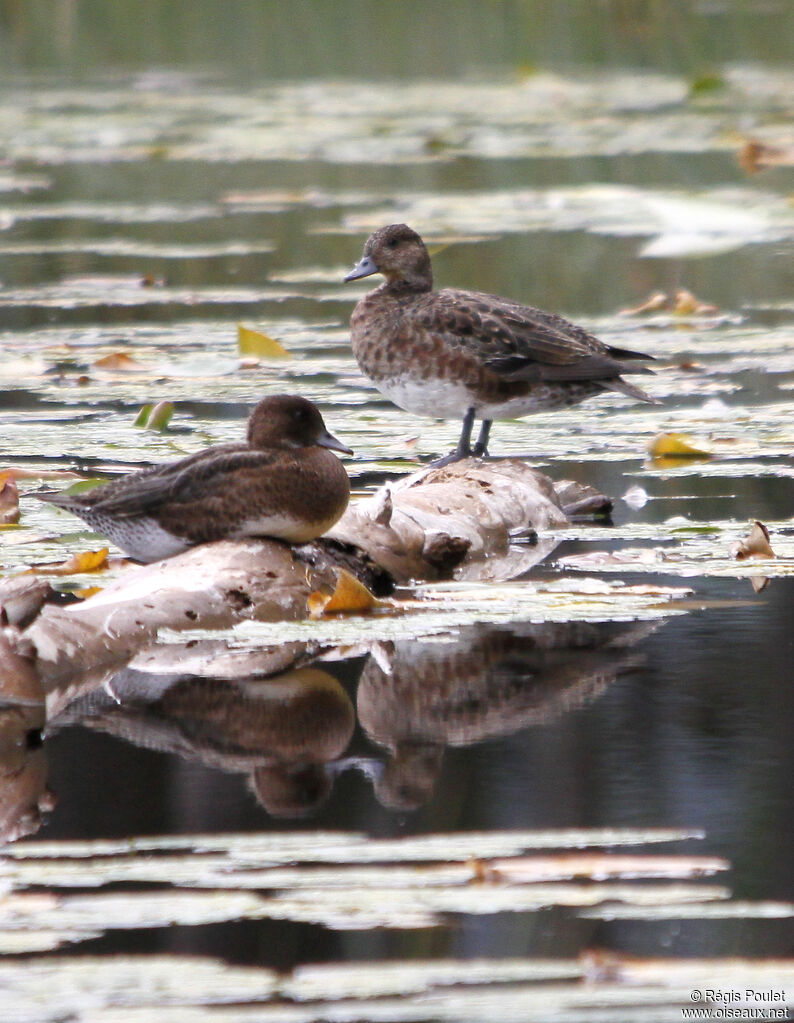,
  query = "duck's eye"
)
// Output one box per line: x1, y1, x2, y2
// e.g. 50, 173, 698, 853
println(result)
386, 237, 399, 249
